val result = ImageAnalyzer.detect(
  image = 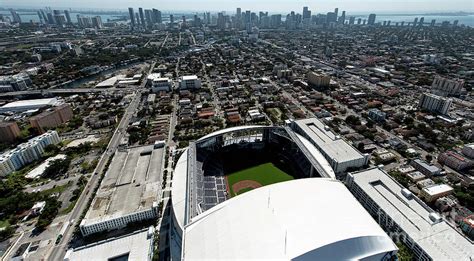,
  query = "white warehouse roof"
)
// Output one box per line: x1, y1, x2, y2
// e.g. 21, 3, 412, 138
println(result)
182, 75, 198, 81
422, 184, 453, 196
0, 98, 59, 112
293, 118, 366, 164
348, 168, 474, 260
182, 178, 398, 260
64, 227, 154, 261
